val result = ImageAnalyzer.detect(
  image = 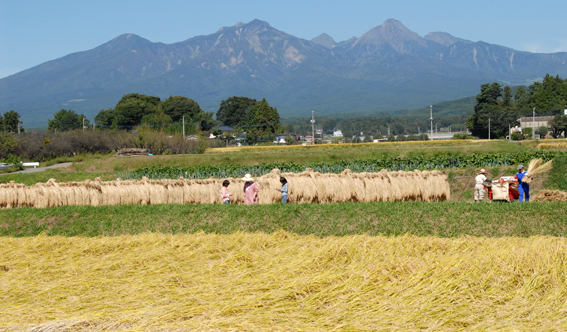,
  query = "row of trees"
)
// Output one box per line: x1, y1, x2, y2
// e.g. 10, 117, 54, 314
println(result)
92, 94, 215, 132
282, 115, 464, 138
46, 94, 282, 144
467, 74, 567, 138
0, 111, 24, 133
